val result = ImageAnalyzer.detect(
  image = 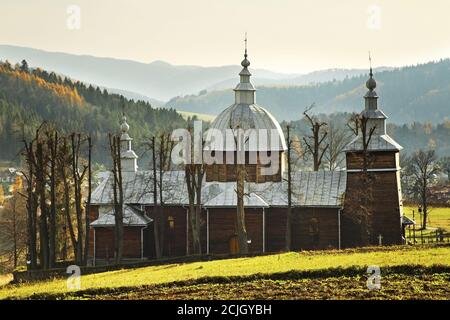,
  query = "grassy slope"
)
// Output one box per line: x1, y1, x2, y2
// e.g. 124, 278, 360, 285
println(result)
1, 245, 449, 300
